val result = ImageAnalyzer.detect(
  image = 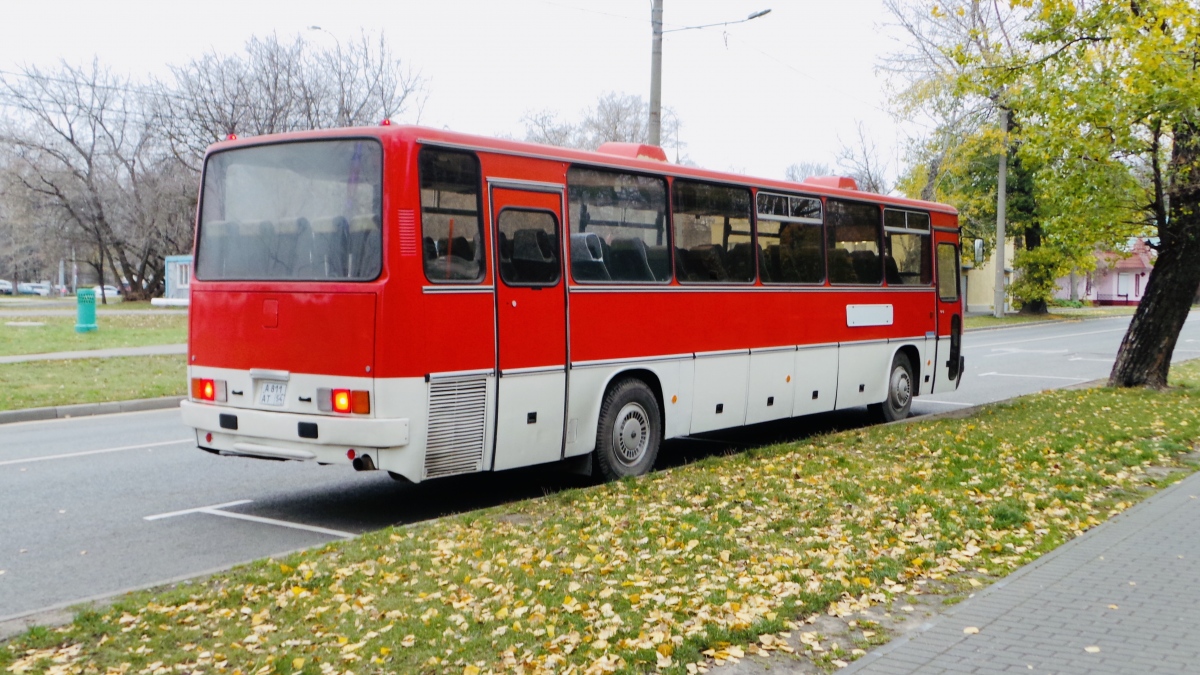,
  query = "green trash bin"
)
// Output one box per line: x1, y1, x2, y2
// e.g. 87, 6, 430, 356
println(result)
76, 288, 98, 333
